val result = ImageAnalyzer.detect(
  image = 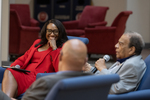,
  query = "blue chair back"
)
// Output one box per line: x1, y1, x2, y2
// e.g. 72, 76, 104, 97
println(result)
45, 74, 120, 100
0, 67, 6, 83
137, 54, 150, 90
0, 67, 6, 90
67, 36, 89, 44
